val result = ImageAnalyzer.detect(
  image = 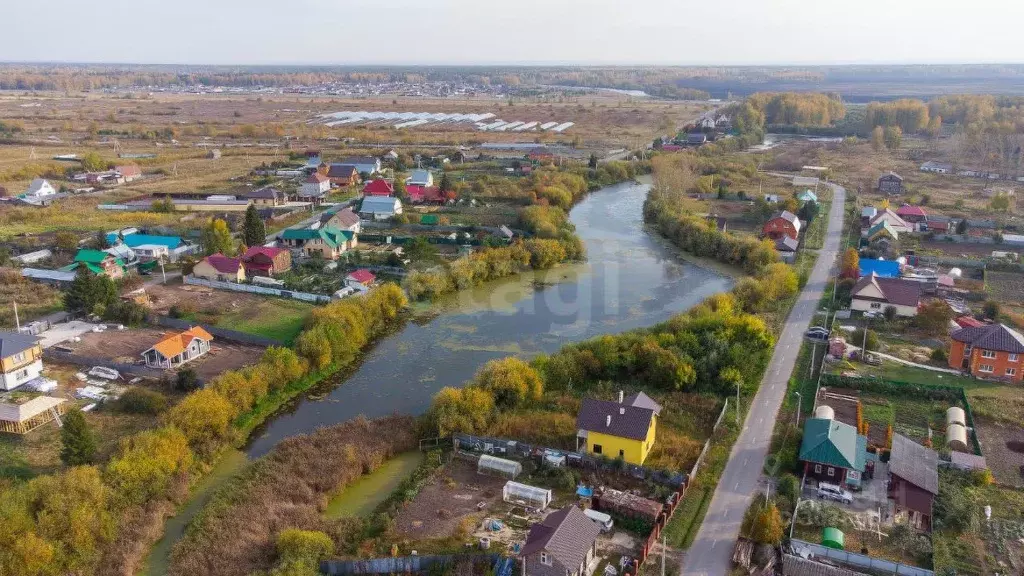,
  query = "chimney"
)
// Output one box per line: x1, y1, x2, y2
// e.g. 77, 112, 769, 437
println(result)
618, 390, 624, 404
606, 415, 611, 428
619, 407, 625, 415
